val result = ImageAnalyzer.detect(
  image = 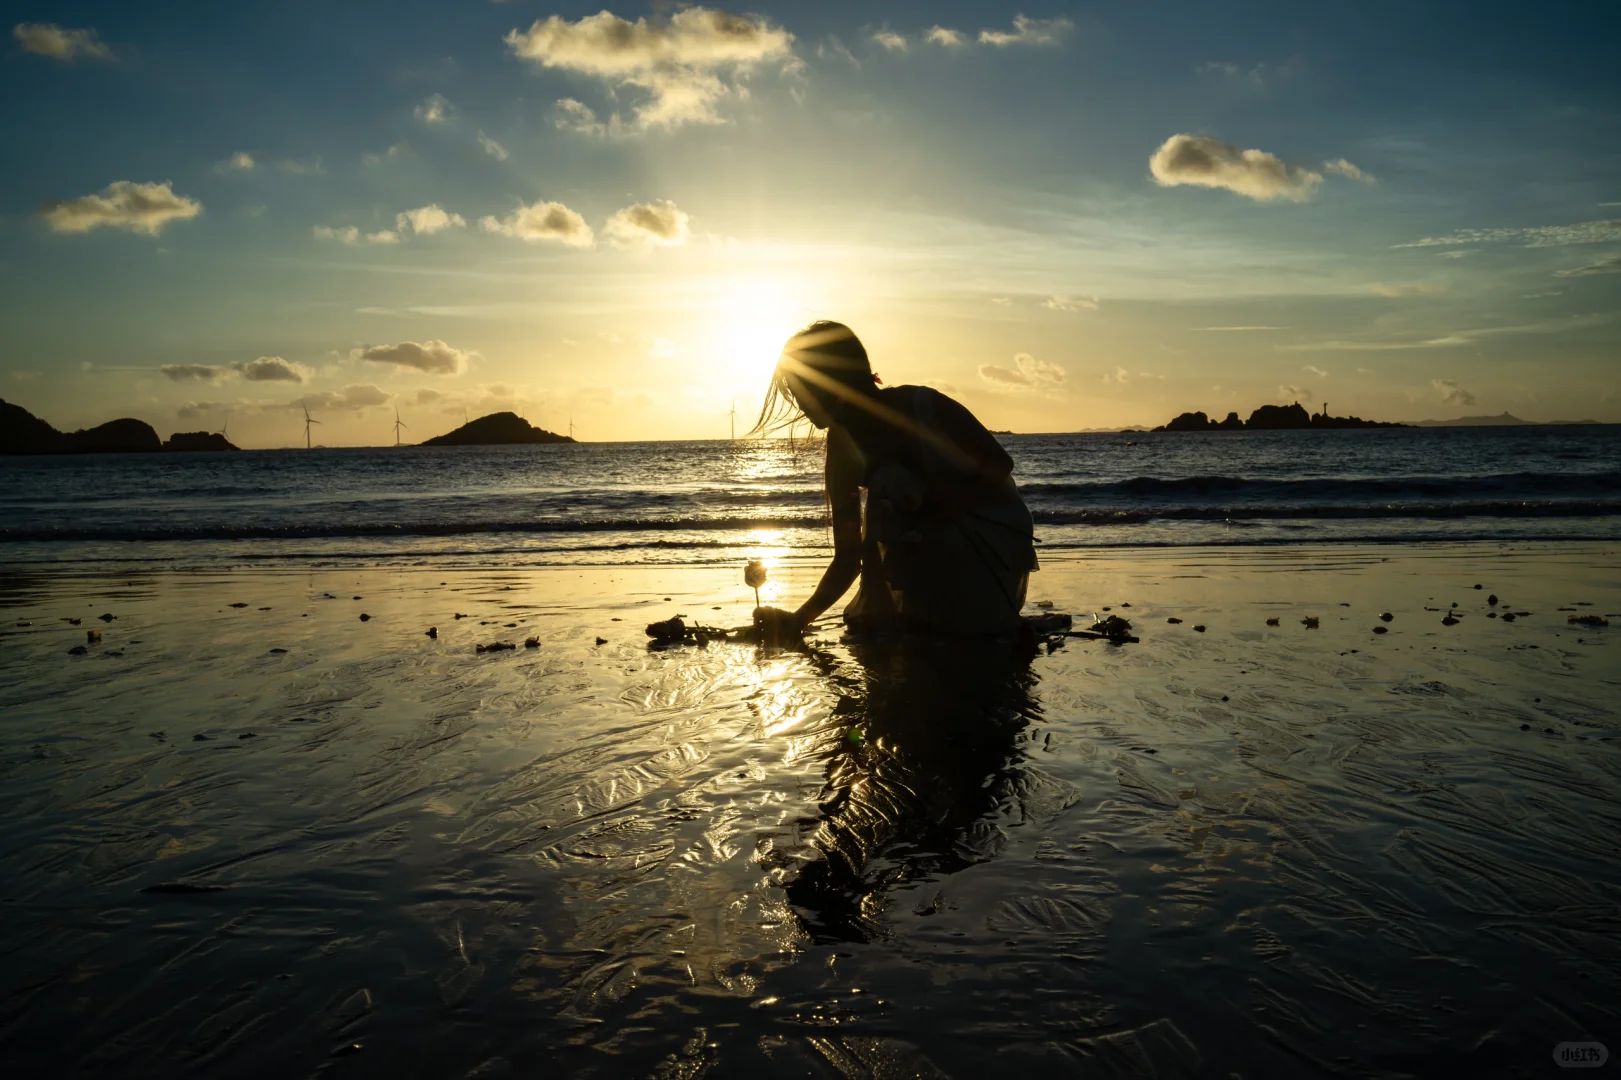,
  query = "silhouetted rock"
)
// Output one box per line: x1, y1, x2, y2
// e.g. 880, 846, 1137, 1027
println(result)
68, 418, 163, 453
1246, 402, 1314, 429
421, 412, 575, 447
1152, 400, 1406, 432
164, 431, 240, 452
1217, 411, 1244, 430
1, 399, 66, 453
1164, 410, 1215, 432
